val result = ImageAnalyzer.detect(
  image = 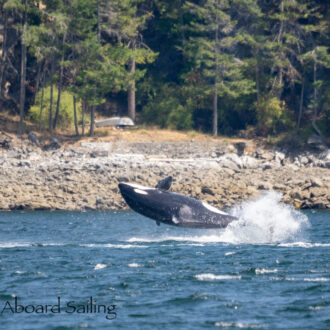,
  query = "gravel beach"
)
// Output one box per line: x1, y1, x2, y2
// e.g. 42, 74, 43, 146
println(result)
0, 133, 329, 211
